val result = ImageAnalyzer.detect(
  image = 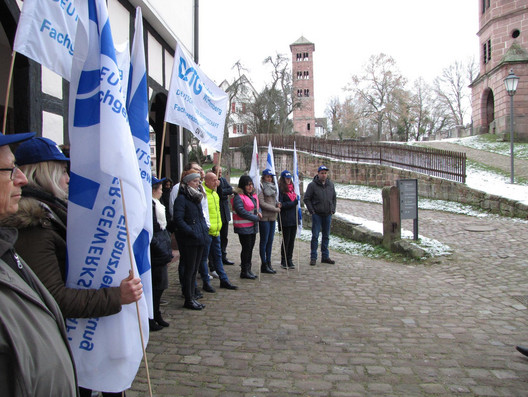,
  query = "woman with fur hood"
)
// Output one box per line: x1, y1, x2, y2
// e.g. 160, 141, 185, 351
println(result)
1, 137, 143, 319
1, 137, 143, 397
